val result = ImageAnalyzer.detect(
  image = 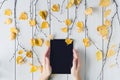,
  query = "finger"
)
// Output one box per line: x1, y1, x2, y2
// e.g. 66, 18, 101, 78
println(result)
45, 47, 50, 58
72, 58, 77, 69
43, 57, 46, 68
45, 57, 51, 69
73, 49, 78, 59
